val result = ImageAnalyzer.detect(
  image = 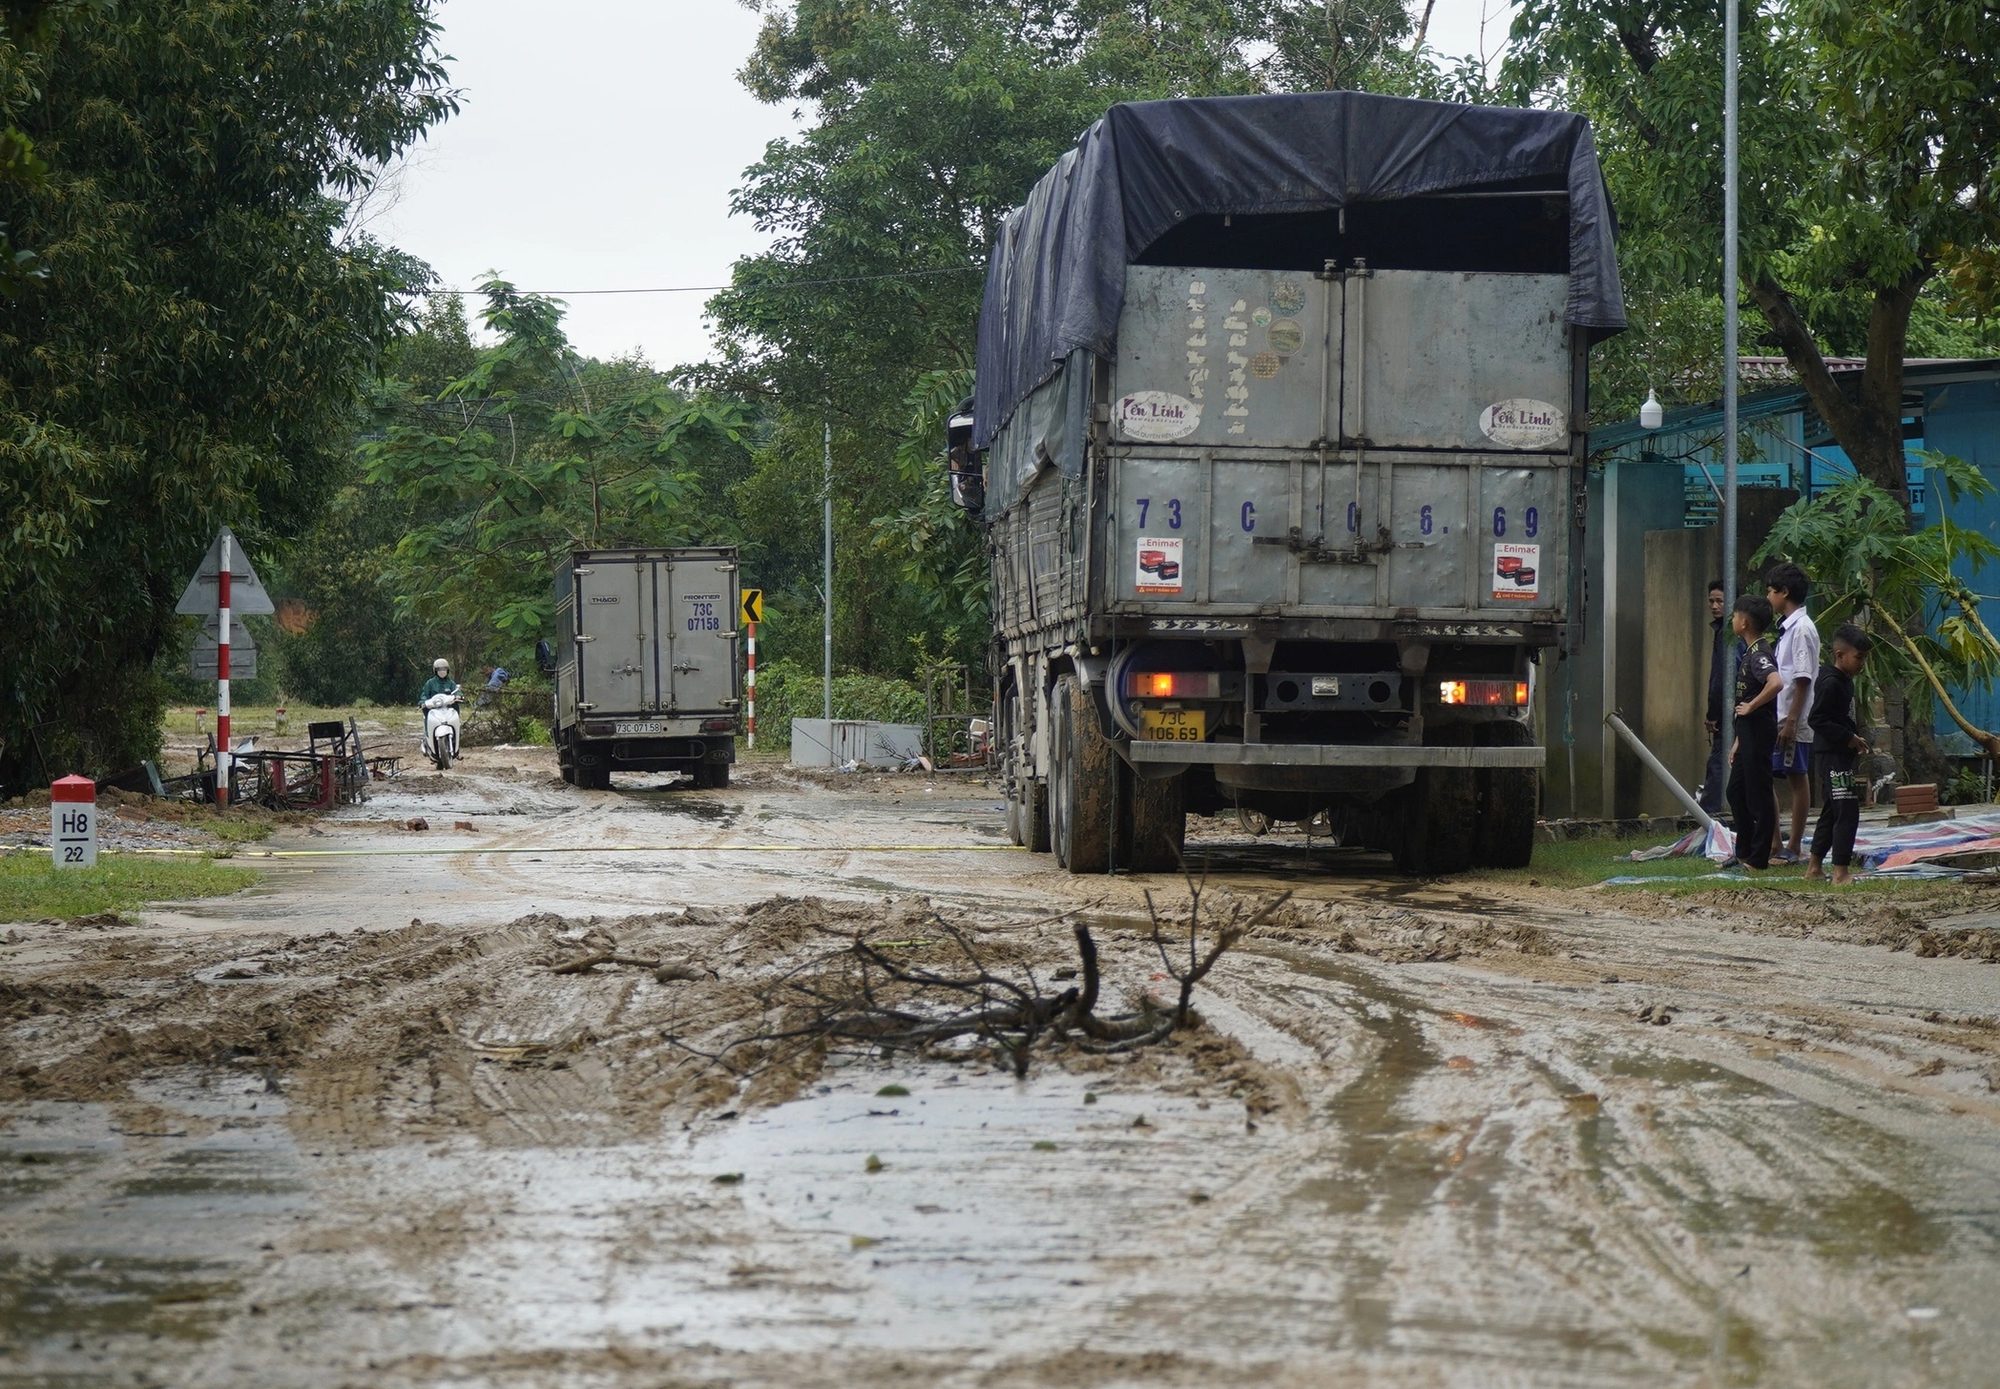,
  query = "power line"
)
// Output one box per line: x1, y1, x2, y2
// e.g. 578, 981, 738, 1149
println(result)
412, 265, 984, 298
